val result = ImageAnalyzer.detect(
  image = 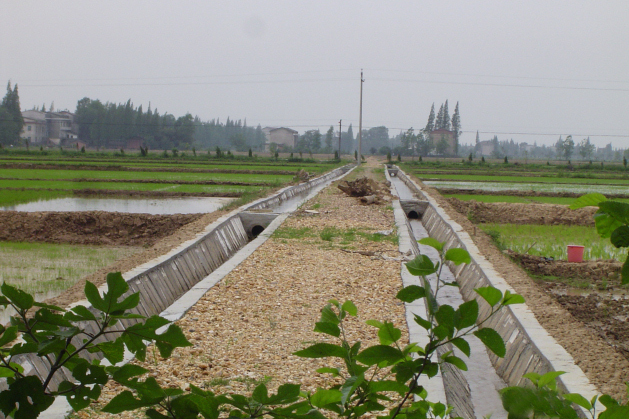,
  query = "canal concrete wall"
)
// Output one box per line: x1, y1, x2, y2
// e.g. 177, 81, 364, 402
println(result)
5, 164, 354, 399
393, 167, 597, 416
